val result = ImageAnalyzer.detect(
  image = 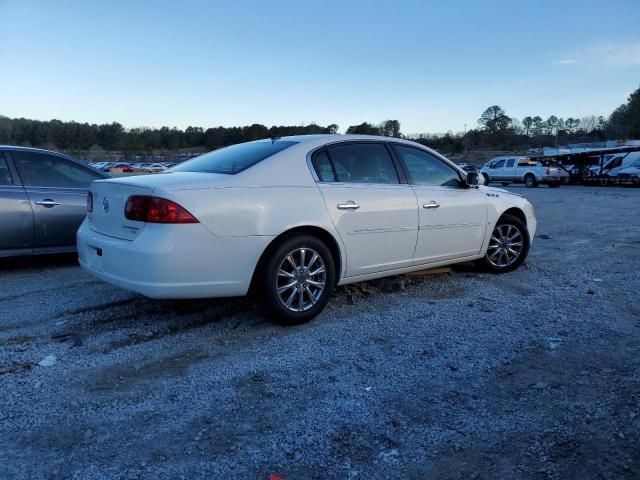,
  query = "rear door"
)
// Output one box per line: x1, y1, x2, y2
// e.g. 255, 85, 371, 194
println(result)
0, 152, 34, 253
11, 150, 104, 248
312, 142, 419, 277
